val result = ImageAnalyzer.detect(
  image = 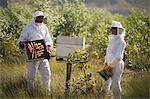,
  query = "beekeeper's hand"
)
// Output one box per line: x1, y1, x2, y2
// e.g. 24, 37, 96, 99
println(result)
46, 45, 52, 53
103, 63, 111, 71
19, 42, 25, 50
110, 57, 120, 68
